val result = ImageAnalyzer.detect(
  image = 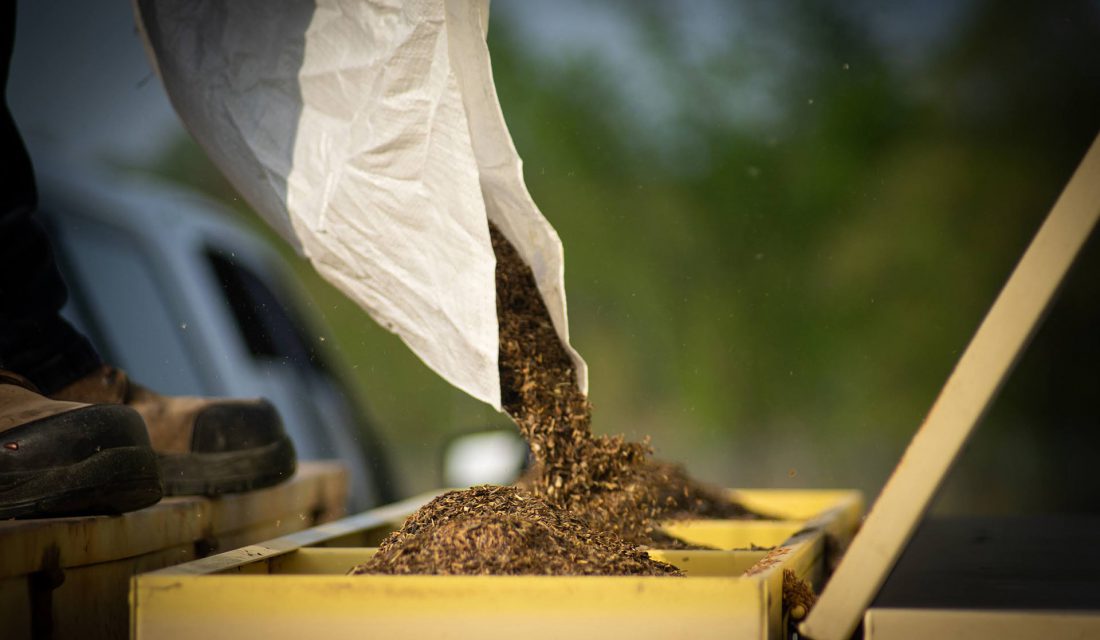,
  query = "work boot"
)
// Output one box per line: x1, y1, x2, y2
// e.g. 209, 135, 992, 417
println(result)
0, 370, 162, 519
52, 366, 296, 496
